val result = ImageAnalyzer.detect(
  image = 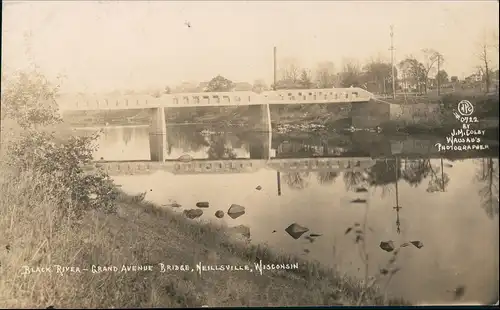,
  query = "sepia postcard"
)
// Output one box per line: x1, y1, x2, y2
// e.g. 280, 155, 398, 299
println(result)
1, 1, 498, 308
